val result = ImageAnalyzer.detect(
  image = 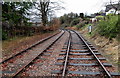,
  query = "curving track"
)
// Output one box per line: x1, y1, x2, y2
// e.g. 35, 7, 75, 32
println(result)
52, 30, 120, 78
